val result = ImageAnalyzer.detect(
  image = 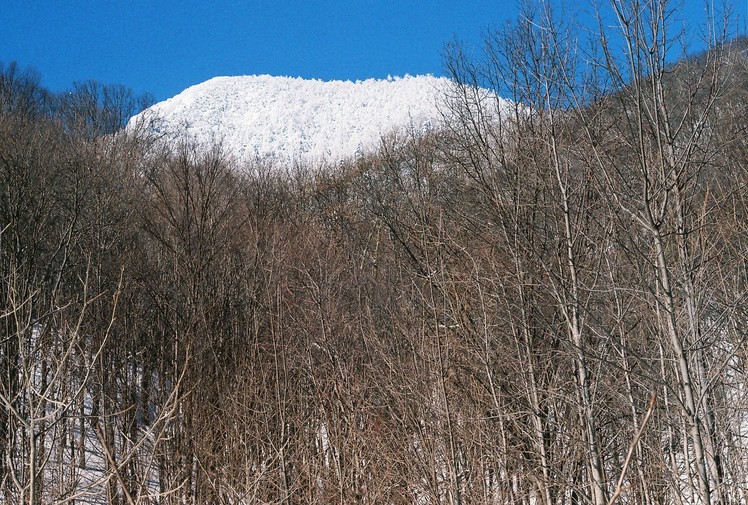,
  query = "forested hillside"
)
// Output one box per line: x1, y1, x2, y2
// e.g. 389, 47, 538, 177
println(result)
1, 2, 747, 504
